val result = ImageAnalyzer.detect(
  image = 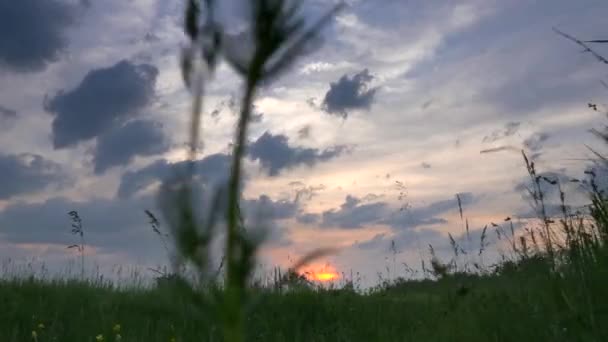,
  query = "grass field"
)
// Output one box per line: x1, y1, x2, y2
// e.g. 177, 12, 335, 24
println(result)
1, 244, 608, 342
